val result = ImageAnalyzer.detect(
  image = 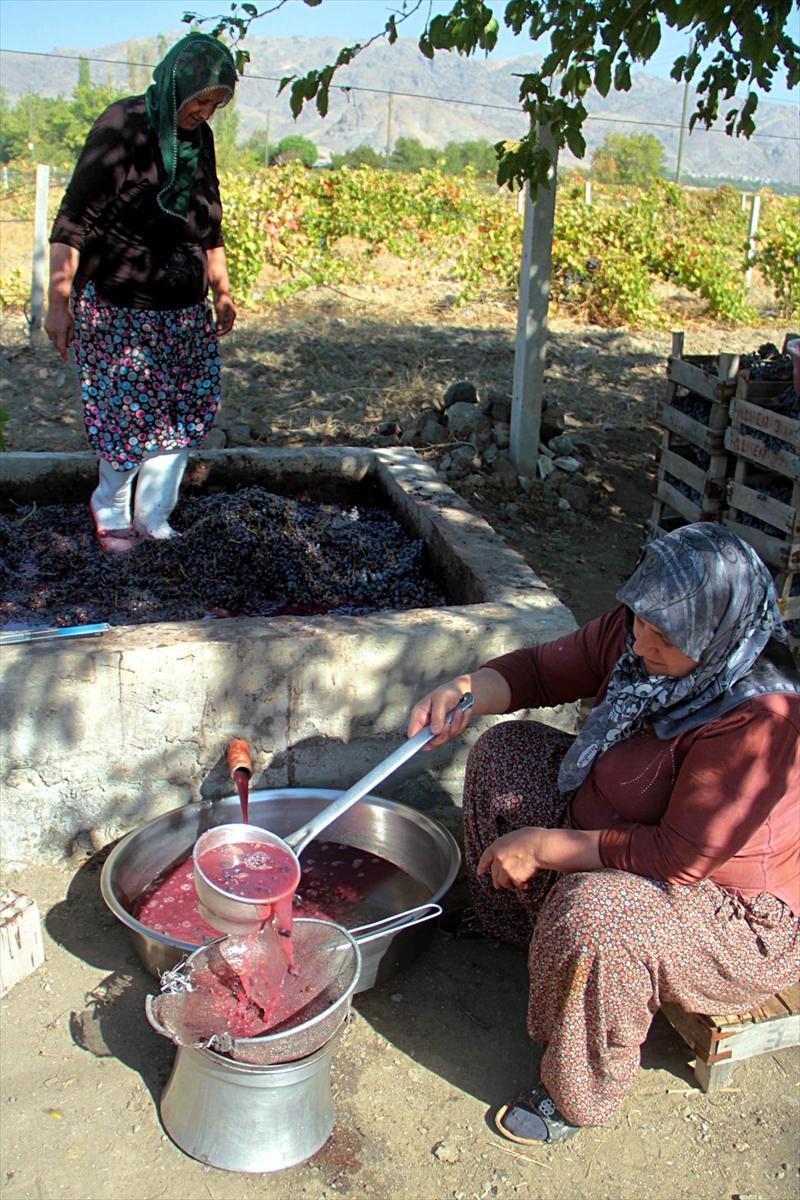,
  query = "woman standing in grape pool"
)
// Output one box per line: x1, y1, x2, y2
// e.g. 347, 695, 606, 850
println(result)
46, 32, 237, 552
